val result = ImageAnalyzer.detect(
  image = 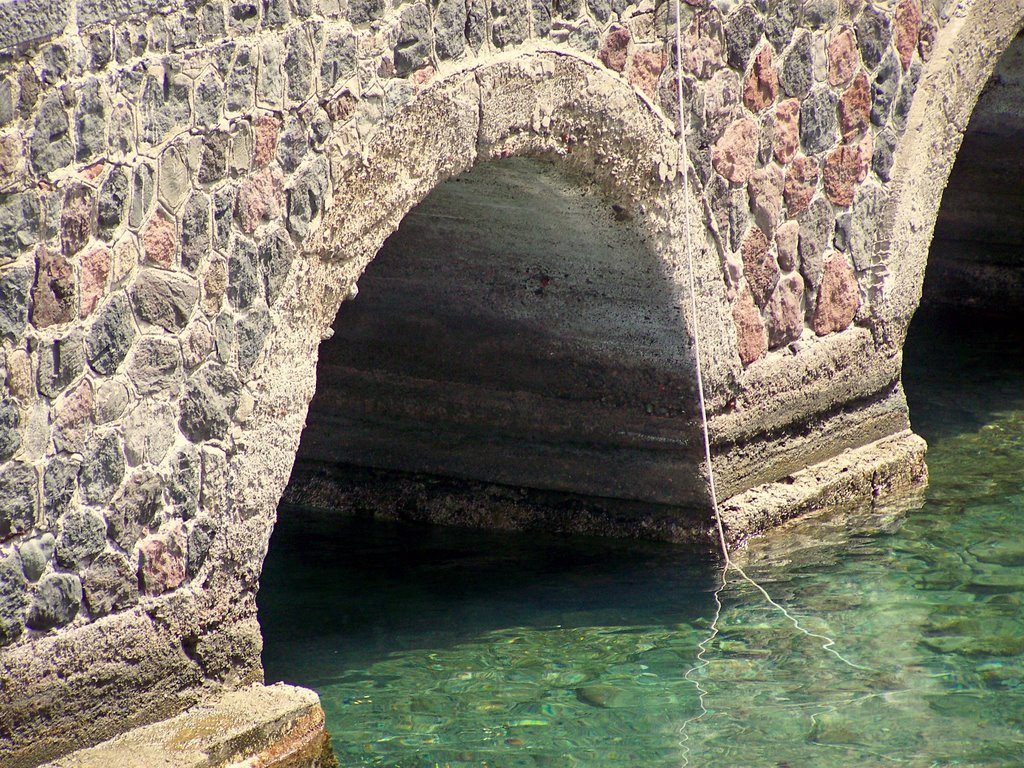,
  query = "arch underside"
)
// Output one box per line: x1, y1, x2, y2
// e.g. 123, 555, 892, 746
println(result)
8, 0, 1024, 761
